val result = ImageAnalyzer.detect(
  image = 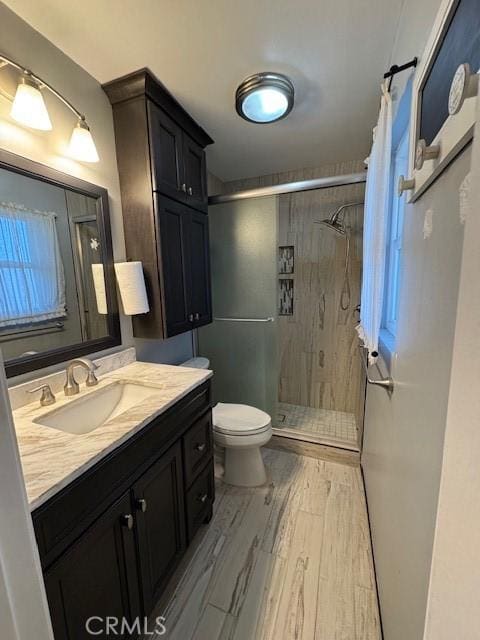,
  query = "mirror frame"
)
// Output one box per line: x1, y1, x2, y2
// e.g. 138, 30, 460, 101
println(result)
0, 149, 121, 378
